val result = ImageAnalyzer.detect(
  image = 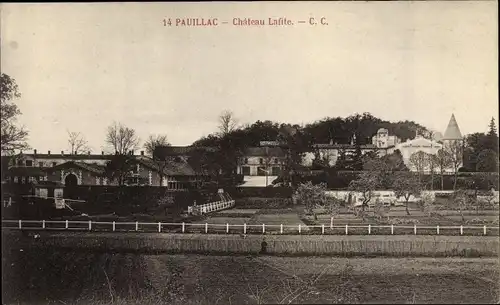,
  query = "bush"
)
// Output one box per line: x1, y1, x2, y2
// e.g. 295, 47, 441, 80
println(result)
235, 197, 292, 209
227, 187, 294, 198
